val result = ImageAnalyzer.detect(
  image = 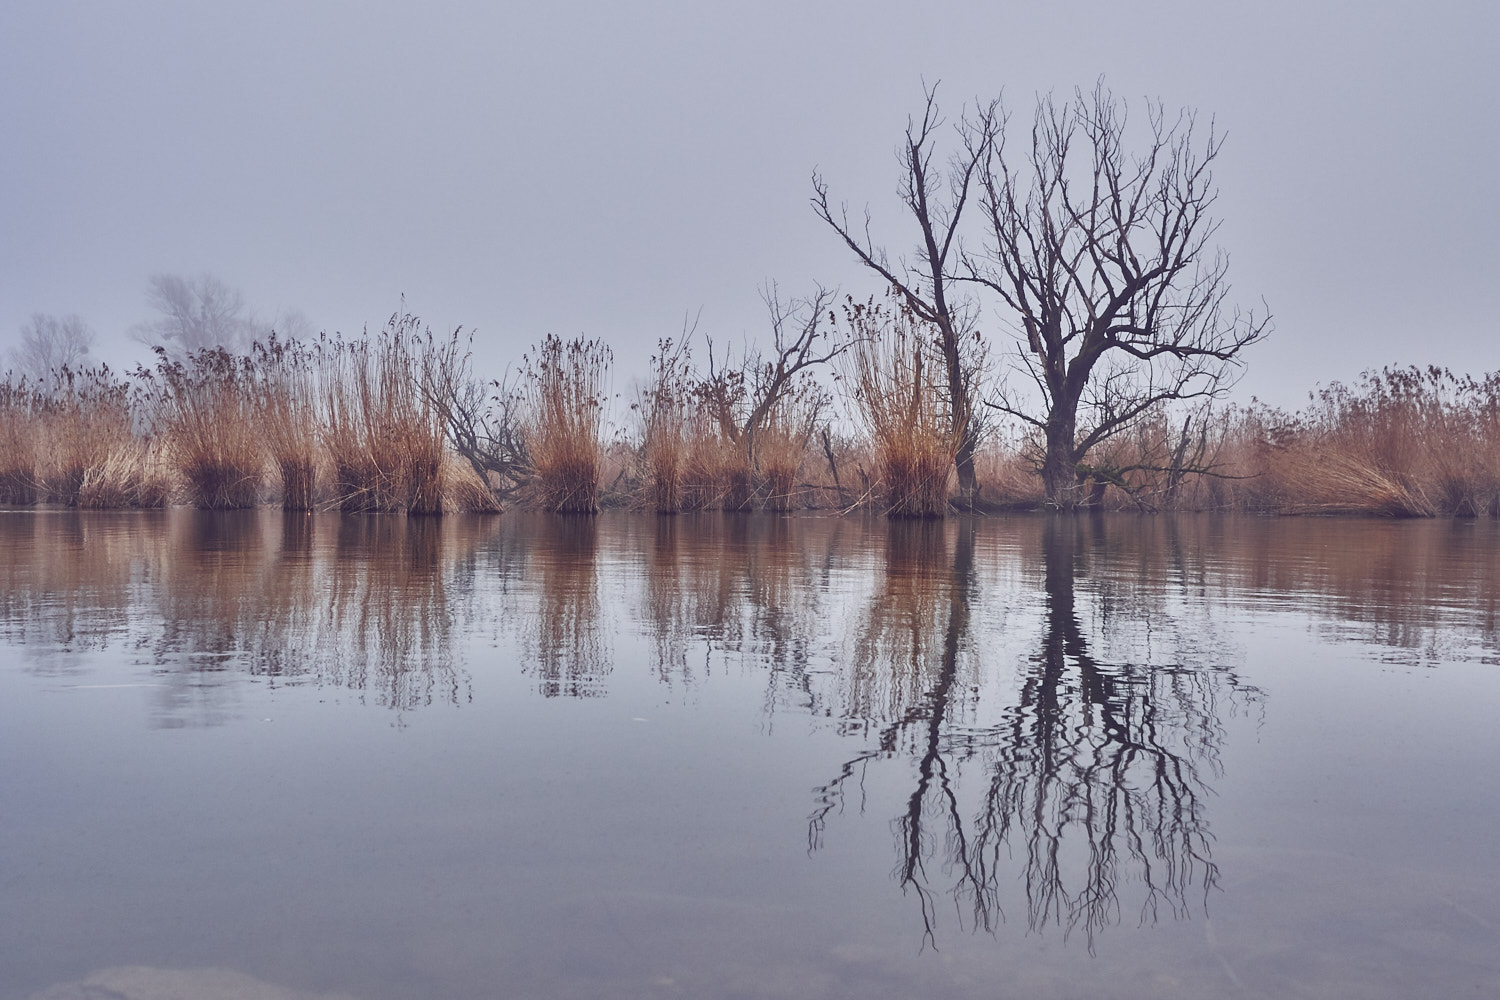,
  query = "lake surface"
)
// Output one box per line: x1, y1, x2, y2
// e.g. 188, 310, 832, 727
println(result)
2, 510, 1498, 1000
